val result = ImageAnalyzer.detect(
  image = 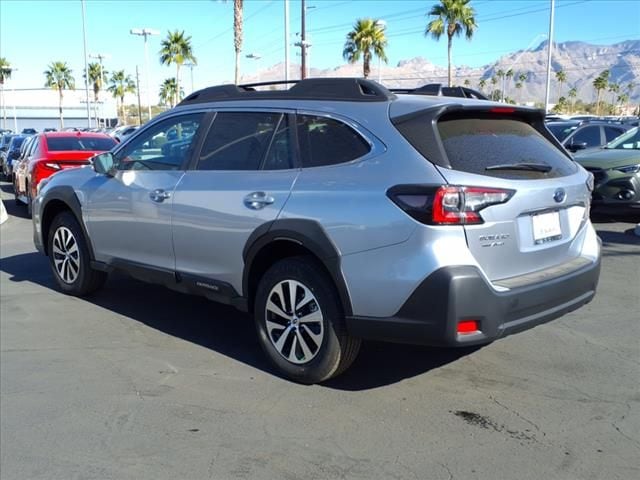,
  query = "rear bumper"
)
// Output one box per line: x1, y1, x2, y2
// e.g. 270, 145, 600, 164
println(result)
346, 255, 601, 347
